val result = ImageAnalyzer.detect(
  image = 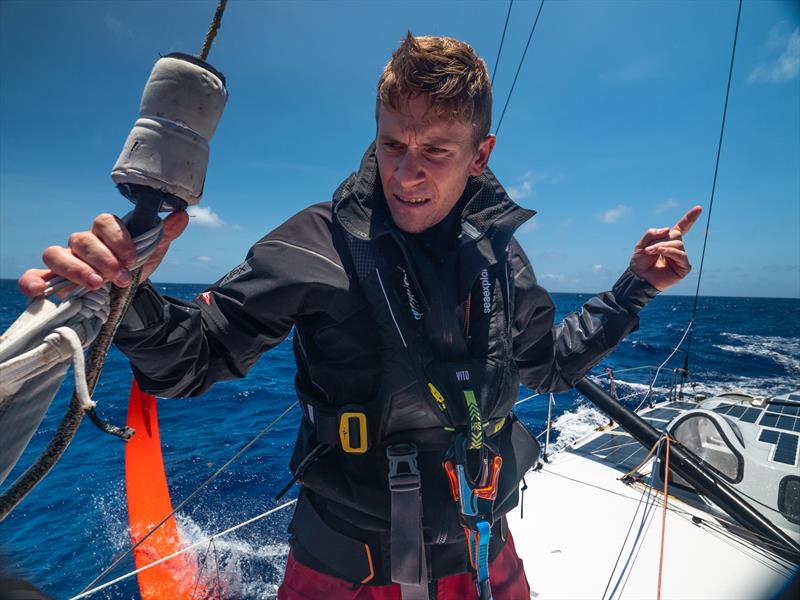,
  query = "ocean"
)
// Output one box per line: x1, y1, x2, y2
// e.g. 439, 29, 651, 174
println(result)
0, 278, 797, 598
